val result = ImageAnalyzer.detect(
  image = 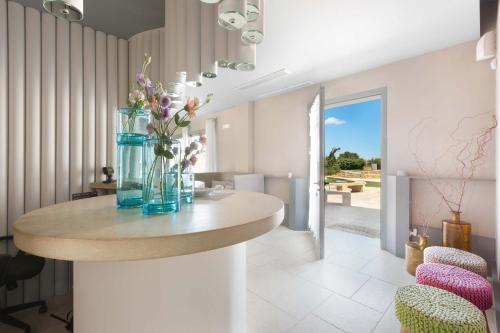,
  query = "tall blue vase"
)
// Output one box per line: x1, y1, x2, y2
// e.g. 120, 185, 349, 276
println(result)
142, 137, 181, 215
116, 108, 150, 208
